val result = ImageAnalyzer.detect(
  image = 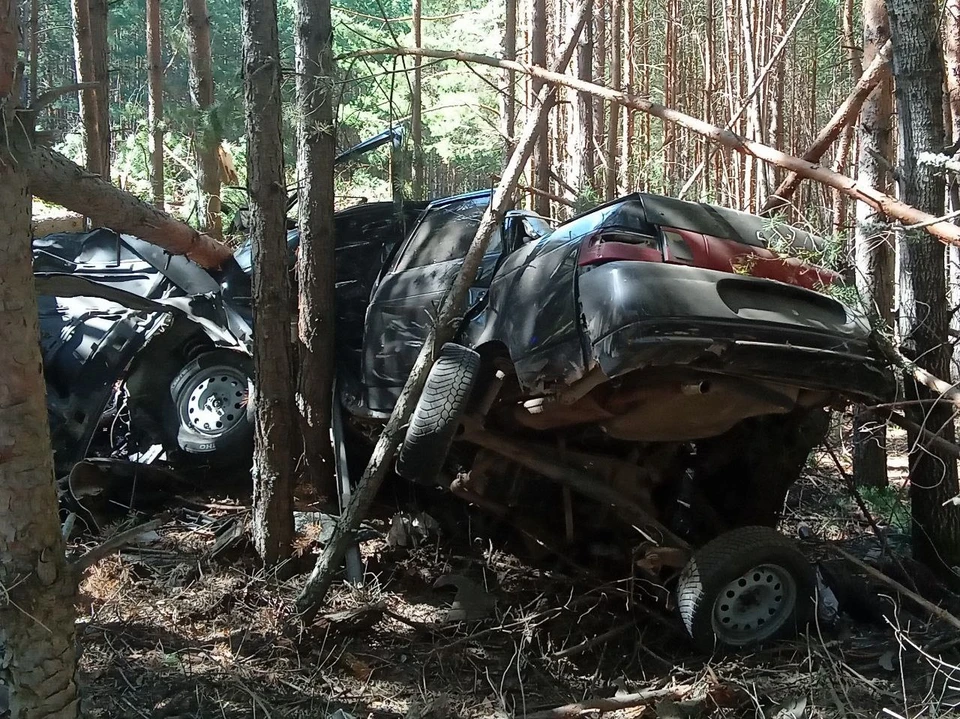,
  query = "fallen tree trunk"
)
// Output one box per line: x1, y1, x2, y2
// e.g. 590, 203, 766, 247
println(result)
295, 0, 591, 617
344, 43, 960, 245
26, 144, 233, 269
761, 39, 892, 216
